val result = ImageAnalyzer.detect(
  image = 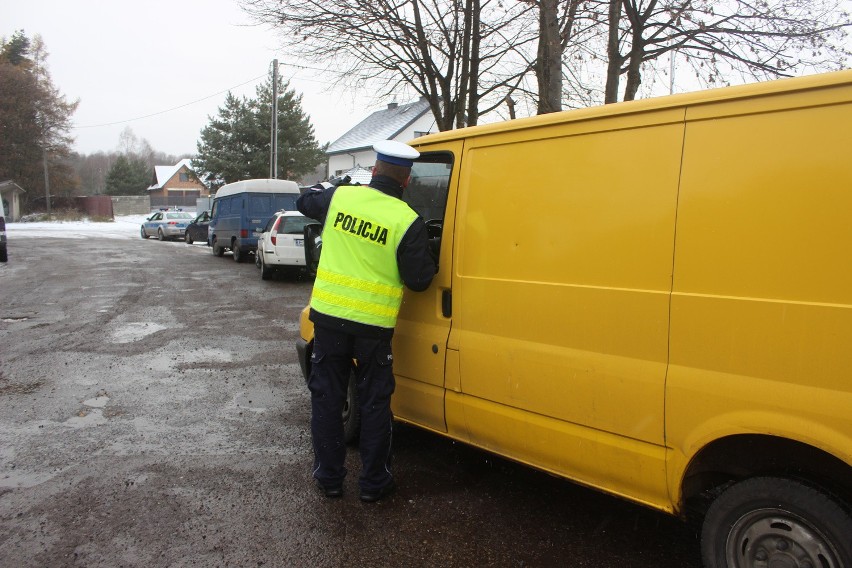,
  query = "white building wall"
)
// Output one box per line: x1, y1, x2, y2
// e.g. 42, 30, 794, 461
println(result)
326, 113, 438, 178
